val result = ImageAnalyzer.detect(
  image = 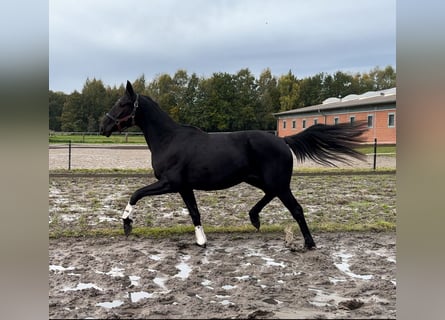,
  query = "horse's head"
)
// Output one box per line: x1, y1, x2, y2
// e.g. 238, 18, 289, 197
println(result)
100, 81, 139, 137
